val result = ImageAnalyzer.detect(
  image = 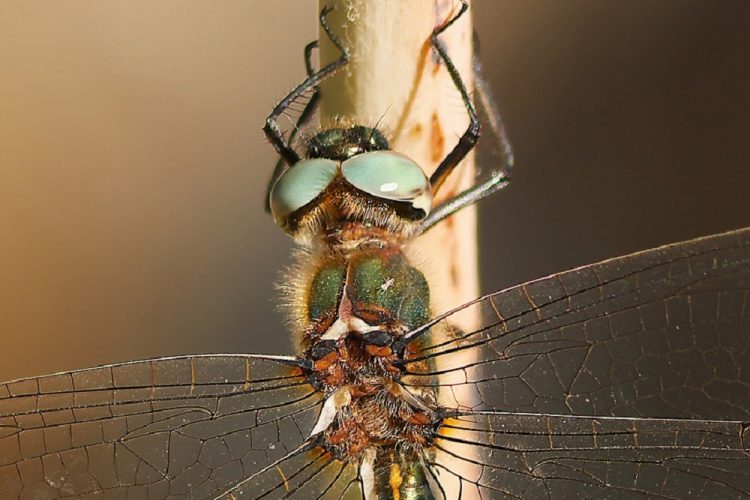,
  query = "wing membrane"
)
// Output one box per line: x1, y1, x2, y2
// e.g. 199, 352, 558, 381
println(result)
404, 227, 750, 420
216, 445, 361, 500
0, 354, 322, 499
428, 411, 750, 499
4, 227, 749, 499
